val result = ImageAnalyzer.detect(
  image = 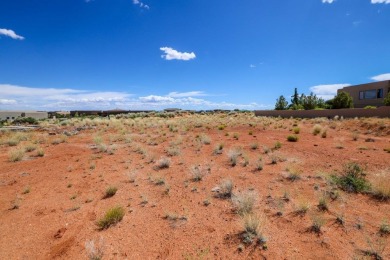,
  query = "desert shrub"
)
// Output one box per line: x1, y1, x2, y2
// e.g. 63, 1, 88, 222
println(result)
379, 220, 390, 235
156, 157, 171, 169
312, 124, 322, 135
255, 157, 263, 171
311, 214, 326, 233
166, 146, 181, 156
36, 148, 45, 157
321, 129, 327, 138
8, 148, 25, 162
287, 135, 298, 142
24, 144, 37, 152
227, 148, 241, 166
218, 179, 234, 198
97, 206, 125, 230
372, 176, 390, 201
97, 144, 108, 153
295, 200, 310, 215
250, 142, 259, 150
93, 136, 103, 145
292, 127, 300, 134
199, 134, 211, 144
317, 196, 328, 211
287, 169, 301, 181
103, 186, 118, 199
85, 237, 105, 260
364, 106, 377, 109
7, 139, 20, 146
232, 191, 258, 216
213, 143, 224, 154
190, 165, 209, 182
274, 141, 282, 150
331, 162, 370, 193
241, 213, 266, 245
